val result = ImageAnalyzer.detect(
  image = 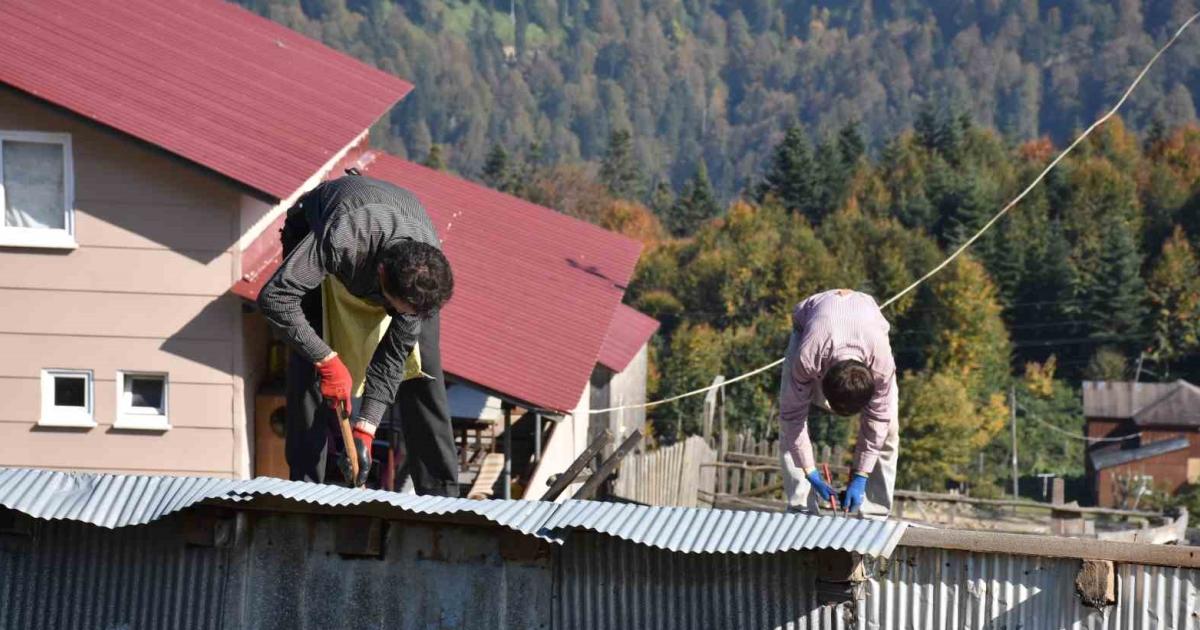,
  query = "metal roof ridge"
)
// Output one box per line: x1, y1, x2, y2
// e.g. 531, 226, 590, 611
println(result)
0, 469, 906, 557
